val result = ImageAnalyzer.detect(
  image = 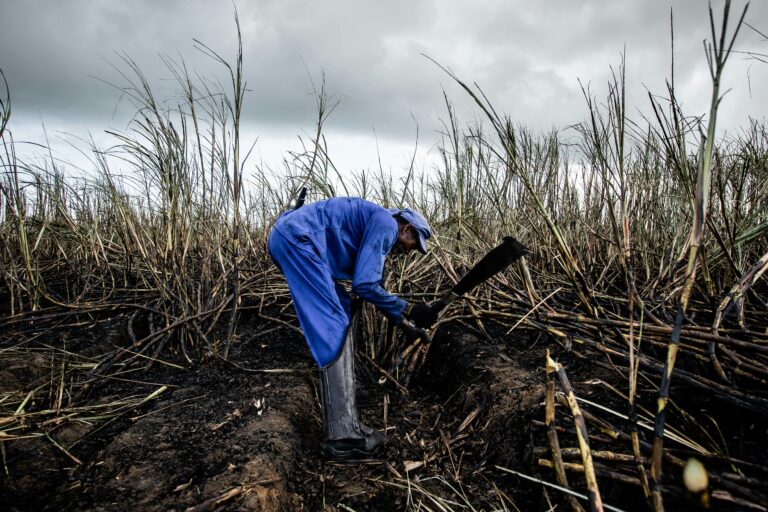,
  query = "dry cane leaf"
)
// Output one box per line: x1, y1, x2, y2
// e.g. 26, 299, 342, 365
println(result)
173, 478, 194, 492
404, 460, 424, 472
456, 406, 481, 434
